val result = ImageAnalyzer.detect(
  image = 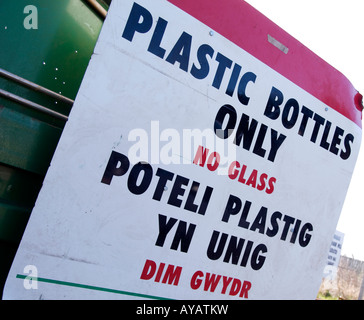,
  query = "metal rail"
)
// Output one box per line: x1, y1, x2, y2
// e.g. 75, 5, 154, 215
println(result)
86, 0, 107, 19
0, 68, 74, 106
0, 89, 68, 121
